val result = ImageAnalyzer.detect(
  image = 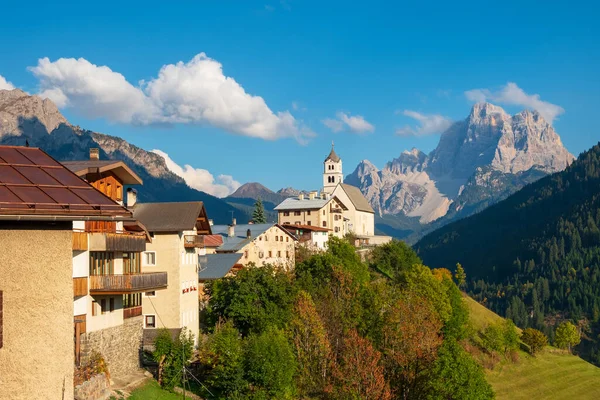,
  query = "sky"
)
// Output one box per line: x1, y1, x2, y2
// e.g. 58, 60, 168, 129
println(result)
1, 0, 599, 196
